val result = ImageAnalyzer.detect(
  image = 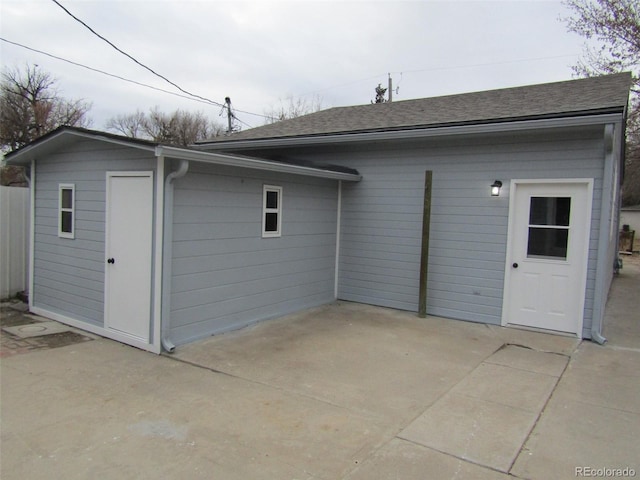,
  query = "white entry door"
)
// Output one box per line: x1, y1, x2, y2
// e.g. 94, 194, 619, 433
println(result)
105, 172, 154, 342
503, 181, 592, 335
